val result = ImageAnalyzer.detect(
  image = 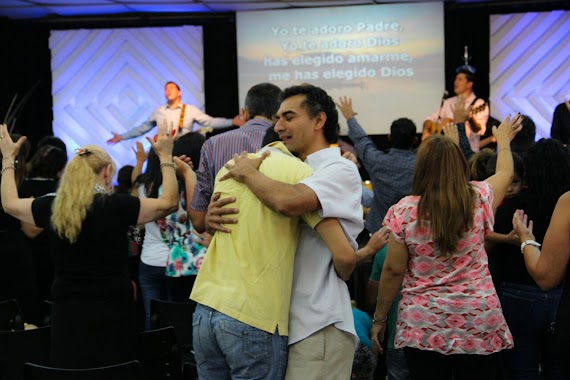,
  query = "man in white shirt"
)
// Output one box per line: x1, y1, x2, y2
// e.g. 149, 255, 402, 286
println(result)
107, 81, 242, 144
212, 84, 364, 380
422, 68, 489, 151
